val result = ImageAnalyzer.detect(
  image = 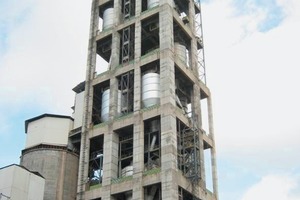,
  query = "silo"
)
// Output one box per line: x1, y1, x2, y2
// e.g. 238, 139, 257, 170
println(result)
174, 42, 187, 65
21, 114, 79, 200
121, 165, 133, 177
21, 147, 79, 200
101, 89, 121, 122
102, 8, 114, 30
142, 72, 160, 107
